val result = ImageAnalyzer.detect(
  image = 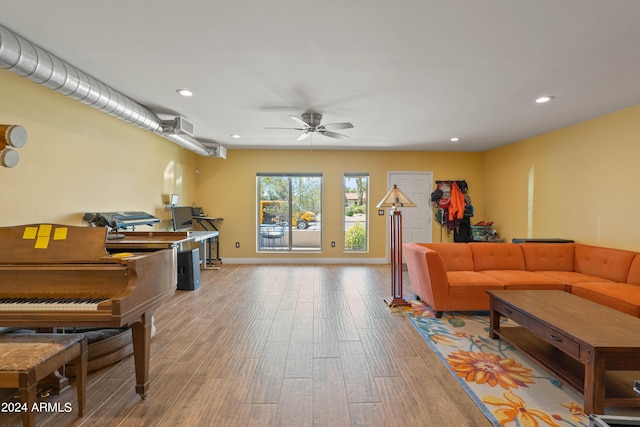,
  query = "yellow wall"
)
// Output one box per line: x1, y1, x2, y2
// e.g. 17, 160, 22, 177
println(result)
0, 70, 198, 228
11, 63, 640, 258
1, 69, 484, 261
484, 105, 640, 251
195, 150, 484, 260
